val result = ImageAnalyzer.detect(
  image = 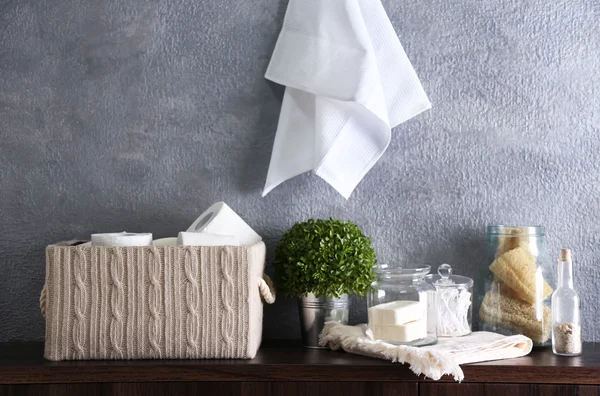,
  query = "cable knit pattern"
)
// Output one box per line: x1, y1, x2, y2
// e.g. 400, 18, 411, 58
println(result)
184, 247, 200, 356
147, 247, 162, 358
72, 249, 88, 358
109, 248, 125, 358
43, 242, 269, 361
220, 247, 235, 356
39, 285, 47, 318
